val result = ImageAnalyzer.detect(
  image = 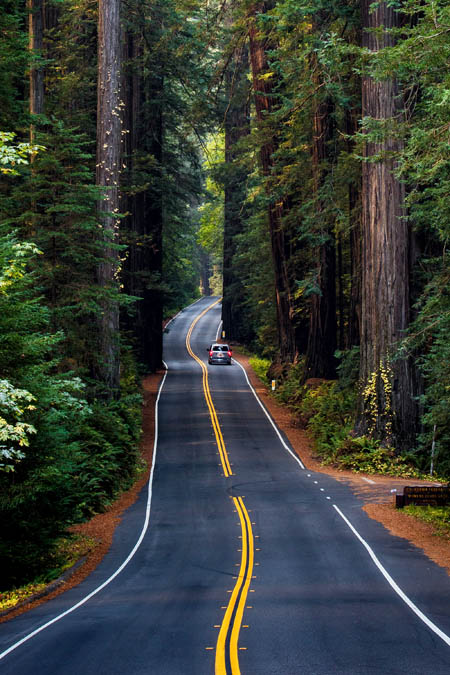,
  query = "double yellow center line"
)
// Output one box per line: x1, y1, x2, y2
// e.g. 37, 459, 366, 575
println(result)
185, 299, 232, 478
216, 496, 254, 675
185, 300, 255, 674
